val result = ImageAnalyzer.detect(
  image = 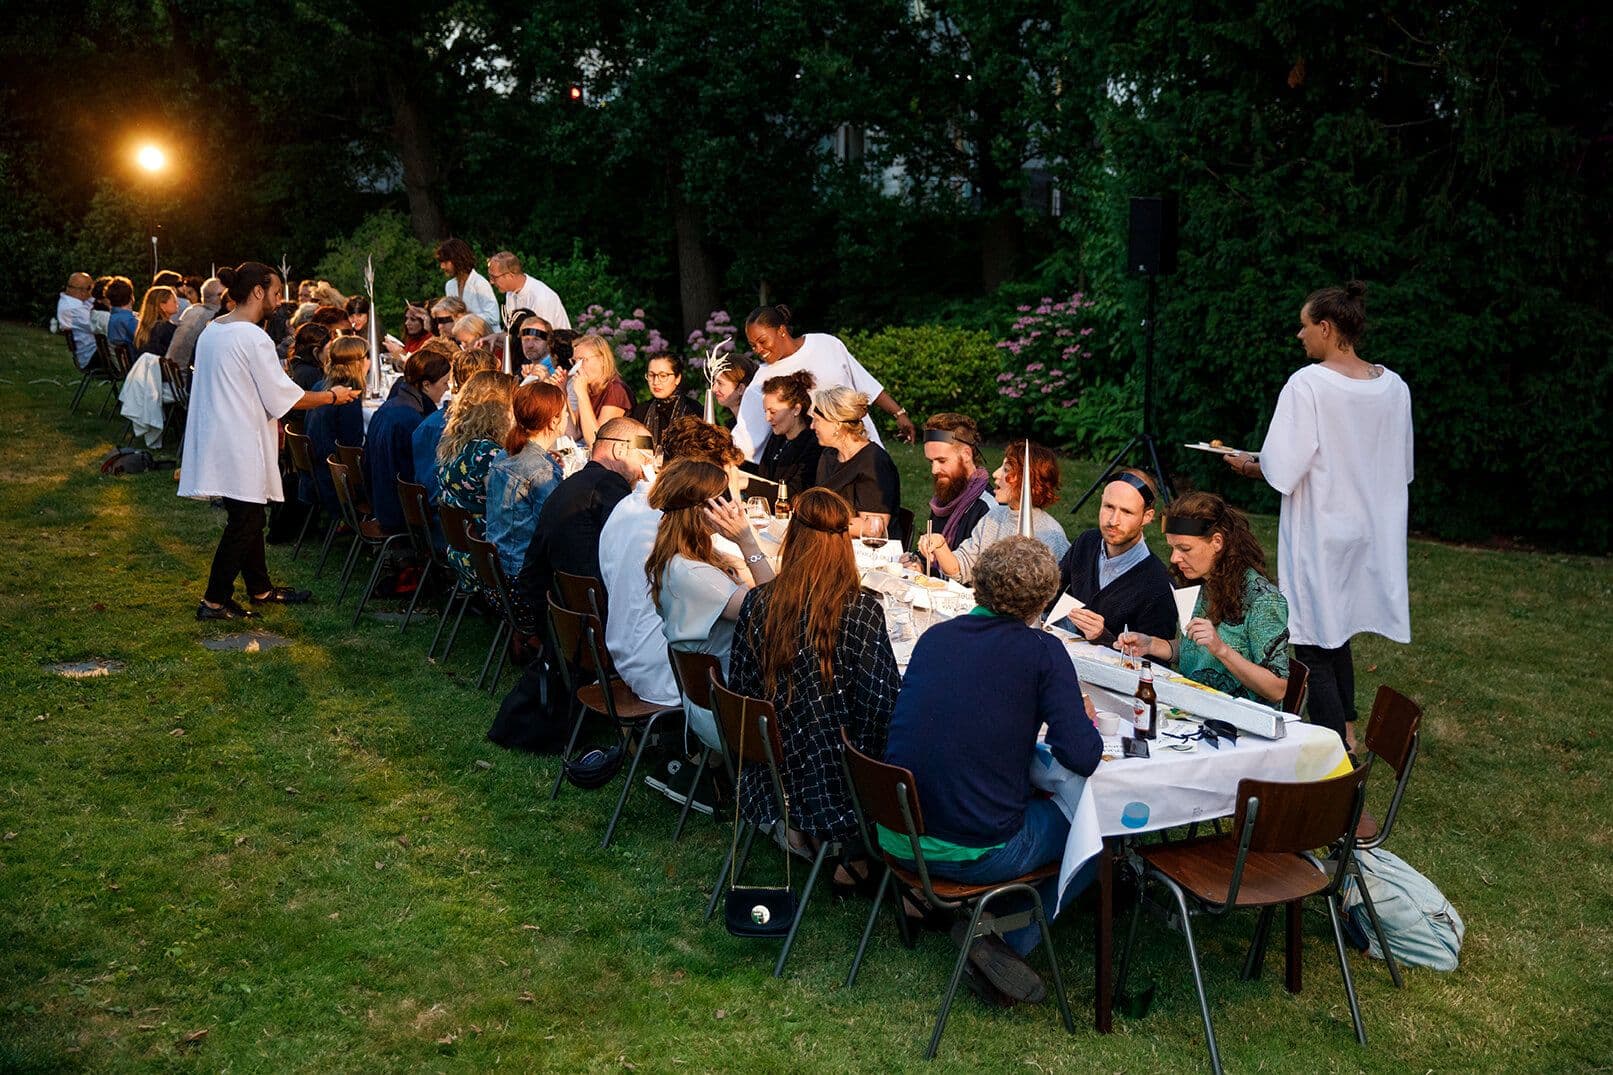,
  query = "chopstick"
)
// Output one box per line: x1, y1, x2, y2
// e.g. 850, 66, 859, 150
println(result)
923, 519, 933, 577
